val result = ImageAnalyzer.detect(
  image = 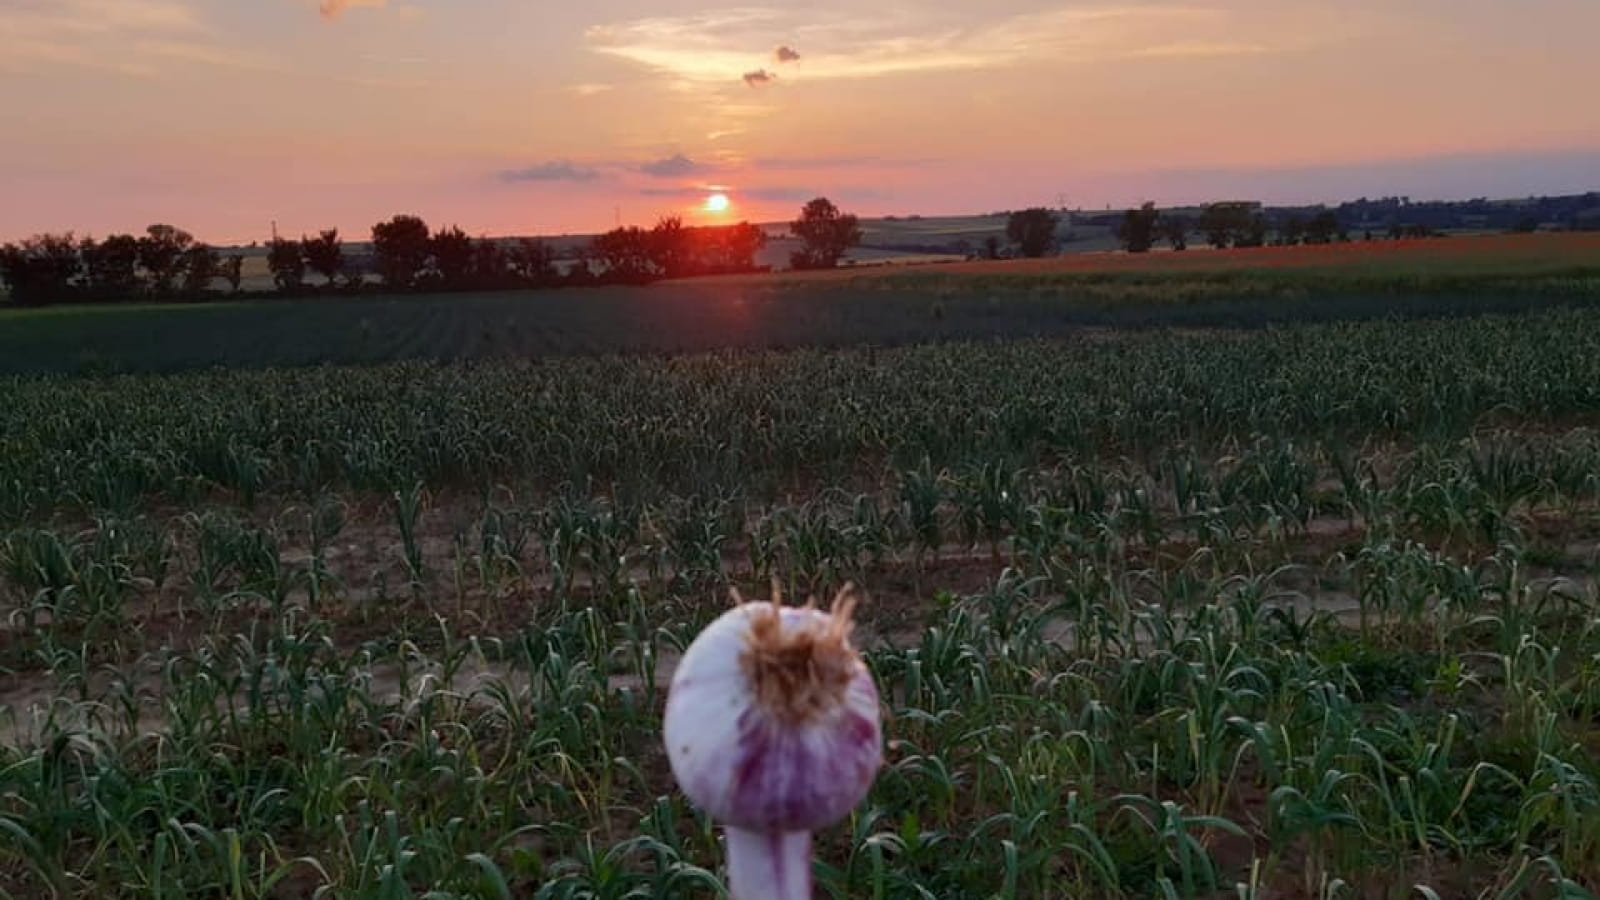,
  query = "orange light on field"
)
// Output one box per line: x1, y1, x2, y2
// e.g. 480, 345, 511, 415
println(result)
704, 193, 731, 214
